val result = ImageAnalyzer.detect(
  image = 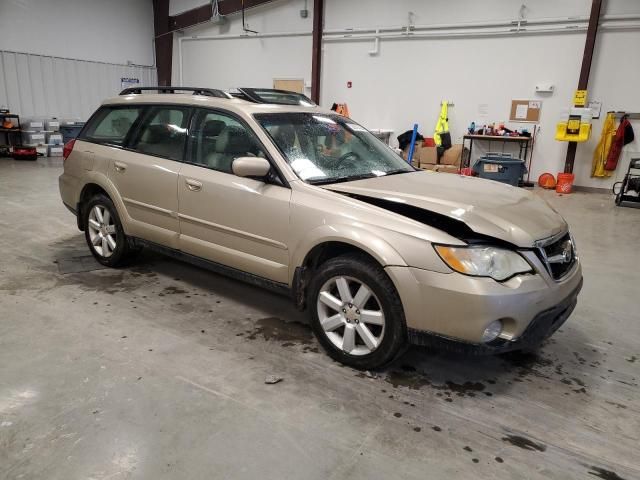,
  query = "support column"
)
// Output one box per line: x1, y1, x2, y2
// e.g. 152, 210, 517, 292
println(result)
311, 0, 324, 104
153, 0, 172, 86
564, 0, 603, 173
